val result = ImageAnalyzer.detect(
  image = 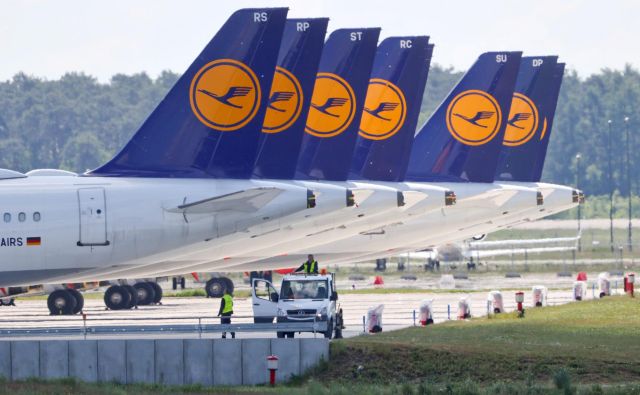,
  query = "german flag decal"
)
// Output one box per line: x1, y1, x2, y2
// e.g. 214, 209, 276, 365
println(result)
26, 237, 41, 246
